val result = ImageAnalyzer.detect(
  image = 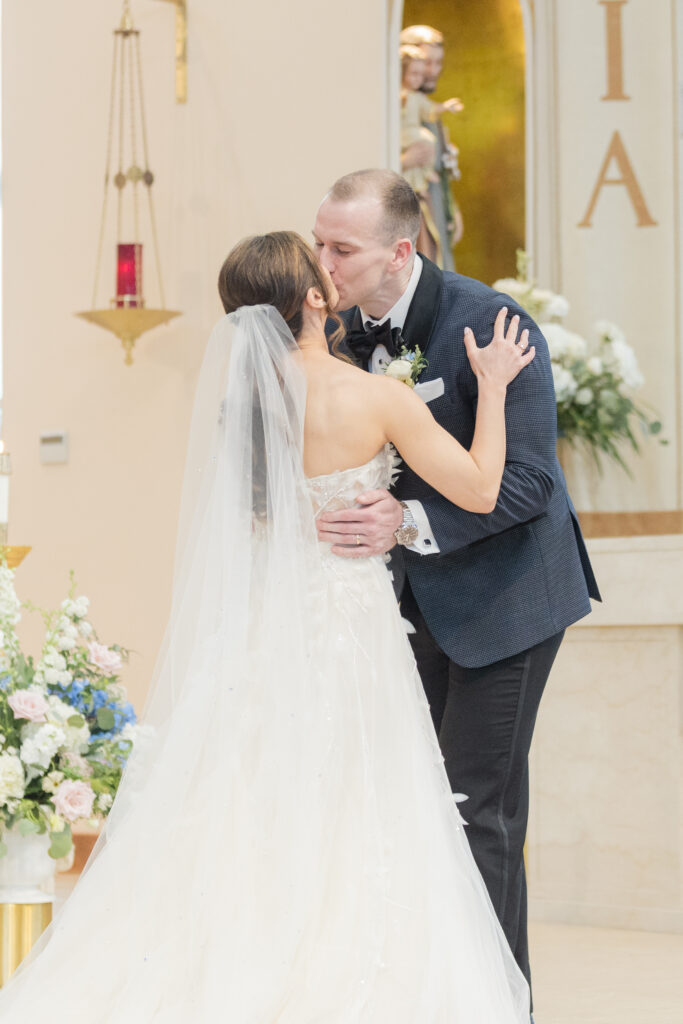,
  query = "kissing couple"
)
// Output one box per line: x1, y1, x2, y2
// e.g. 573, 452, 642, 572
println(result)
0, 170, 598, 1022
